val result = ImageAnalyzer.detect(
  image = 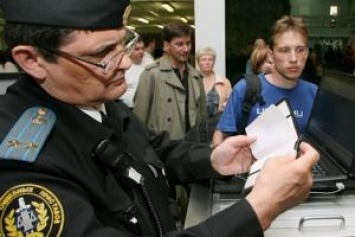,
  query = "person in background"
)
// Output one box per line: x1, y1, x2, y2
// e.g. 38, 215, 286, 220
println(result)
0, 1, 319, 236
343, 36, 355, 75
324, 46, 335, 69
350, 37, 355, 64
213, 15, 318, 146
133, 23, 207, 213
184, 47, 232, 144
196, 47, 232, 117
0, 50, 19, 73
141, 33, 156, 64
250, 44, 274, 75
120, 36, 153, 108
246, 38, 266, 75
301, 48, 321, 85
134, 21, 207, 140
